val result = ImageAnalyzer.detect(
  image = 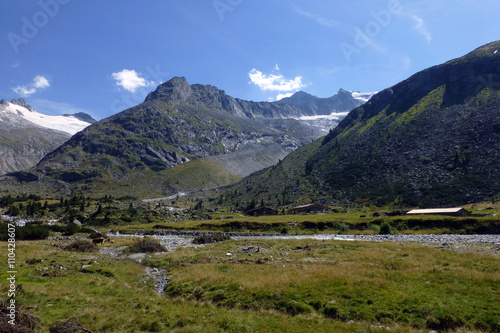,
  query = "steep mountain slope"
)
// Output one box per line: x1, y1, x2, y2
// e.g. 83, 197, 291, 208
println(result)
0, 99, 94, 175
0, 78, 368, 198
228, 41, 500, 207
